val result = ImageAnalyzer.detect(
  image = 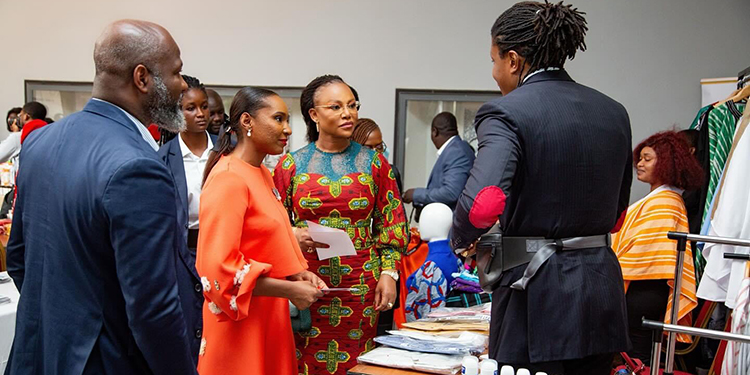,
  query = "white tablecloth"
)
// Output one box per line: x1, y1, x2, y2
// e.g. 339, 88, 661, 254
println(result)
0, 272, 19, 374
